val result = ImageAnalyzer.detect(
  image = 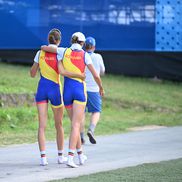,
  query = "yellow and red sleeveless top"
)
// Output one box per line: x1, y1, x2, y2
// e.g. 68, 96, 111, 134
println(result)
62, 48, 86, 82
38, 50, 60, 84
